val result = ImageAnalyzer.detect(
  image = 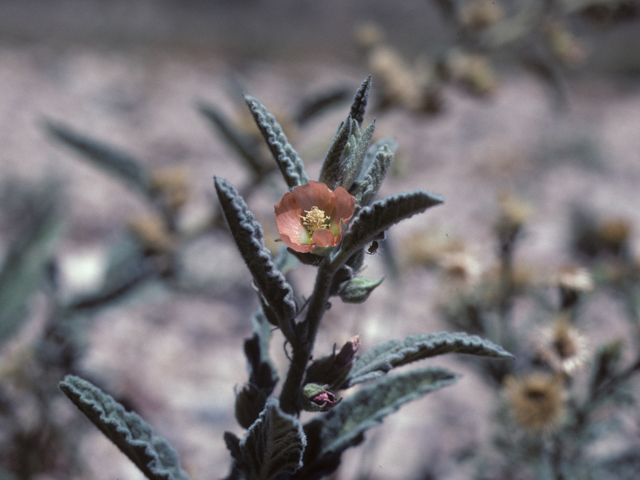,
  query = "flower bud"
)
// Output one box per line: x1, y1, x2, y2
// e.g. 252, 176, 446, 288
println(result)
335, 335, 361, 369
301, 383, 340, 412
